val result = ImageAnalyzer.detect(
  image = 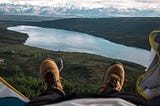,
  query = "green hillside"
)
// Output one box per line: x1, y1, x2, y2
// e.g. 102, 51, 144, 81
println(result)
0, 23, 145, 98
